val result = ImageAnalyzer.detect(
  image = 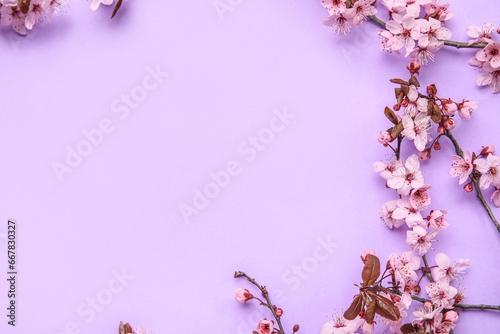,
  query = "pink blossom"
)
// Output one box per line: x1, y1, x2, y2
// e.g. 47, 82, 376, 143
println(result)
432, 253, 470, 283
321, 317, 360, 334
406, 226, 438, 255
449, 151, 473, 185
381, 0, 406, 15
400, 0, 432, 18
380, 200, 406, 229
393, 196, 426, 227
90, 0, 114, 11
343, 0, 377, 26
42, 0, 62, 22
402, 113, 432, 151
378, 29, 401, 54
442, 100, 457, 116
457, 100, 477, 120
467, 23, 496, 45
481, 145, 495, 156
405, 85, 428, 117
0, 0, 17, 5
426, 281, 458, 309
387, 154, 425, 196
257, 319, 274, 334
378, 131, 392, 145
235, 288, 252, 303
476, 61, 500, 94
389, 251, 421, 285
418, 148, 431, 161
476, 39, 500, 69
322, 0, 347, 15
1, 5, 27, 35
409, 184, 432, 211
322, 13, 351, 35
423, 1, 454, 23
412, 304, 443, 332
25, 0, 45, 30
417, 17, 452, 48
373, 159, 404, 181
428, 210, 449, 230
491, 189, 500, 208
386, 14, 421, 53
443, 310, 459, 323
474, 154, 500, 189
406, 41, 443, 65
